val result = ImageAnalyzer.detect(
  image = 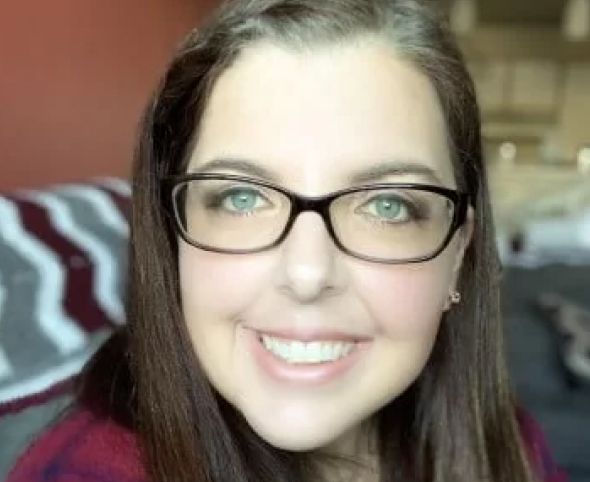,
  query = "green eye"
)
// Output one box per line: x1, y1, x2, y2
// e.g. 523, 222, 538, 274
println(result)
375, 197, 402, 218
365, 195, 409, 221
224, 189, 260, 212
